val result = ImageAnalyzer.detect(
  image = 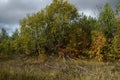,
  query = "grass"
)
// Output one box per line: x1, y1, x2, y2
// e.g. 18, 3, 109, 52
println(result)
0, 54, 120, 80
